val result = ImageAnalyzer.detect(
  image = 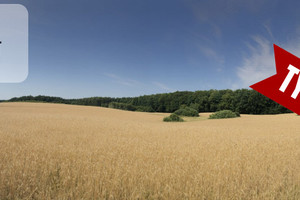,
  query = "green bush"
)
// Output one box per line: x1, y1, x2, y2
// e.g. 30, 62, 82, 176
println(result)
234, 111, 240, 117
174, 106, 199, 117
163, 113, 184, 122
209, 110, 240, 119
